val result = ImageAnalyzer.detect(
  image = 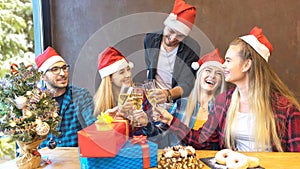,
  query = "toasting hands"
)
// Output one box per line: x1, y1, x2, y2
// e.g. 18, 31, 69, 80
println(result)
153, 106, 173, 126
